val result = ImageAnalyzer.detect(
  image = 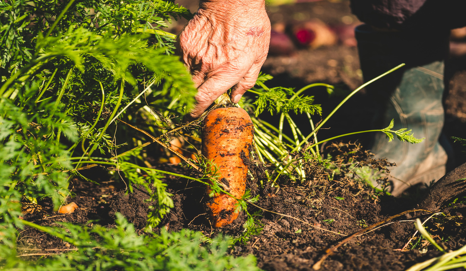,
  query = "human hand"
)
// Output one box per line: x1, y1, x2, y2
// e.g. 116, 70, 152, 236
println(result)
178, 0, 270, 118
